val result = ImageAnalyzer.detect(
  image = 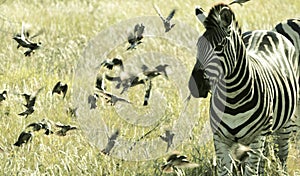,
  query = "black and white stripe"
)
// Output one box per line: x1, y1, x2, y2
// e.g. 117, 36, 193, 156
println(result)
189, 3, 299, 175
